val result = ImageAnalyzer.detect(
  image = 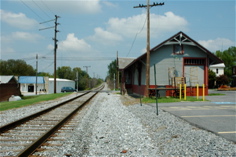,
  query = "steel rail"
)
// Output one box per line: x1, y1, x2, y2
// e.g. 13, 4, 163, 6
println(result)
0, 91, 90, 133
1, 82, 105, 133
18, 89, 101, 157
